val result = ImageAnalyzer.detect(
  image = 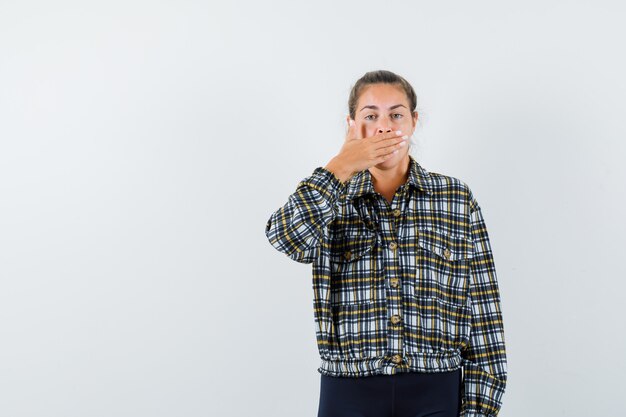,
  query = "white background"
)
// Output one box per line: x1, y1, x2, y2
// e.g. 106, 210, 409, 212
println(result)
1, 1, 625, 416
